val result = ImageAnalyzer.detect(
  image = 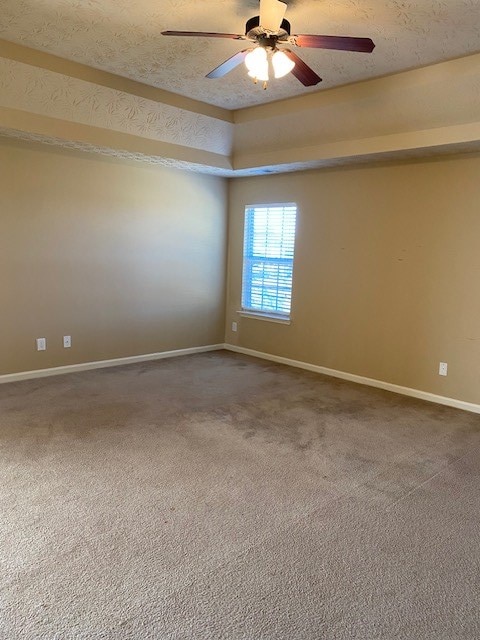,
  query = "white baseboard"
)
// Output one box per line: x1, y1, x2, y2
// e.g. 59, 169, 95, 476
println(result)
4, 342, 479, 415
0, 344, 224, 385
224, 344, 480, 415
